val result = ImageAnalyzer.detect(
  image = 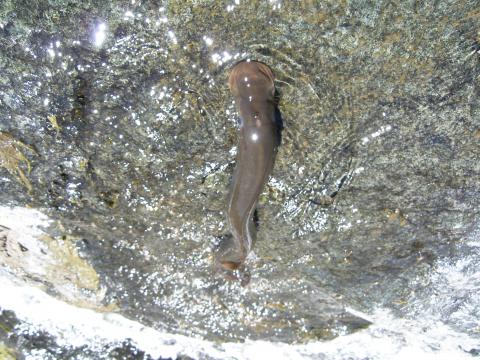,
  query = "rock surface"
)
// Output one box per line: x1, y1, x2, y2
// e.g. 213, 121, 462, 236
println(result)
0, 0, 479, 358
